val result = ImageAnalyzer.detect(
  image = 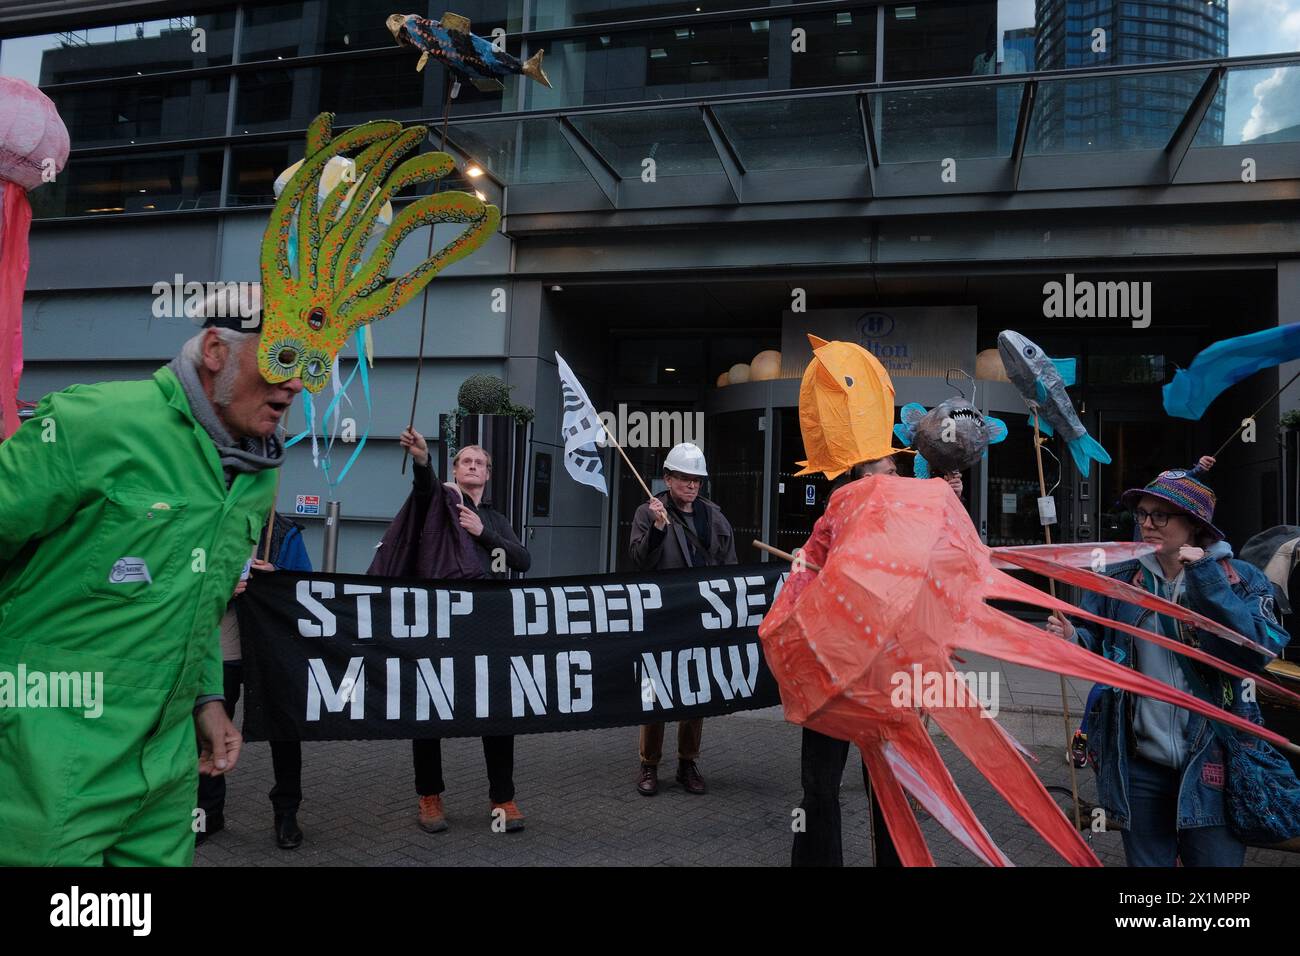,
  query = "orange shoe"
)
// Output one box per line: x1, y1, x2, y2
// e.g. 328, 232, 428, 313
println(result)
418, 794, 448, 833
490, 800, 525, 833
